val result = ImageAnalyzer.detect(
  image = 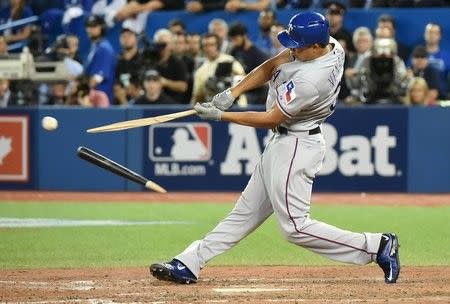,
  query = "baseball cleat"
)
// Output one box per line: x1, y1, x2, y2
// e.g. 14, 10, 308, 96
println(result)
150, 259, 197, 284
376, 233, 400, 284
